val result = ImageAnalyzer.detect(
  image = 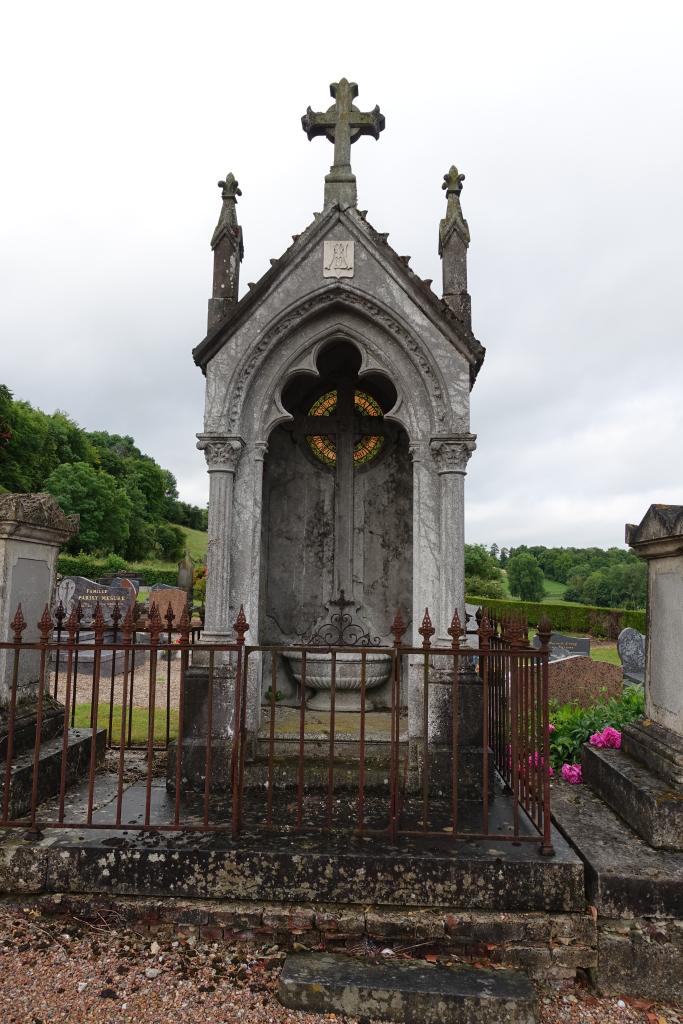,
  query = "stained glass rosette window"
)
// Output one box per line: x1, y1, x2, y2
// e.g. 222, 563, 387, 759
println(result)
307, 390, 384, 467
